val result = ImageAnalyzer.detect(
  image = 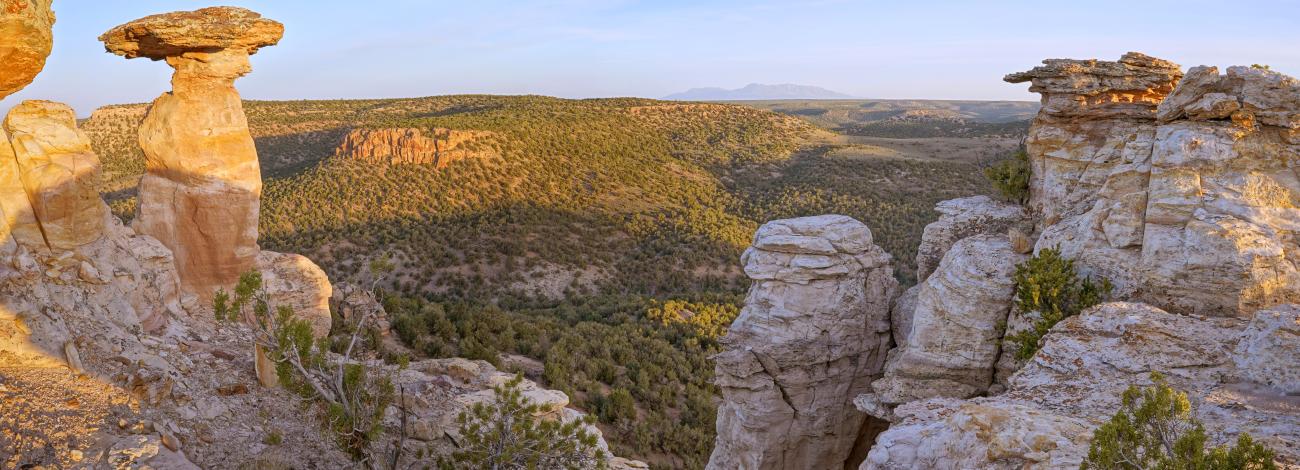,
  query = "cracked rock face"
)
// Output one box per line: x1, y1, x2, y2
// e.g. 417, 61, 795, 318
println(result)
100, 7, 283, 299
863, 302, 1300, 469
2, 101, 109, 251
1015, 56, 1300, 317
914, 195, 1028, 283
872, 234, 1025, 406
708, 215, 897, 470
